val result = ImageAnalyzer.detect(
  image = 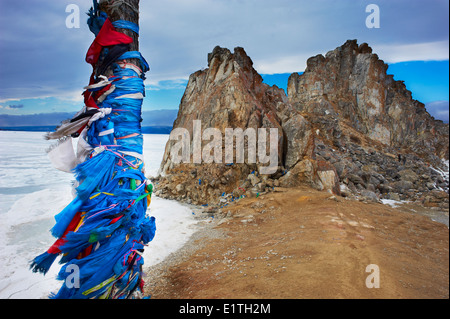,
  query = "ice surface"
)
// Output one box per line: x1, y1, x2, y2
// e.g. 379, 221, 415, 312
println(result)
0, 131, 196, 299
